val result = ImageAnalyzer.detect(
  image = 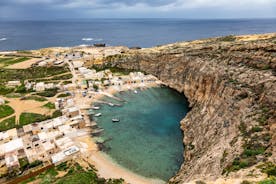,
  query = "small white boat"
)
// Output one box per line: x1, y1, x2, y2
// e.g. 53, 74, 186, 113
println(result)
112, 118, 120, 122
108, 103, 114, 107
134, 90, 138, 94
94, 113, 102, 117
92, 106, 100, 110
